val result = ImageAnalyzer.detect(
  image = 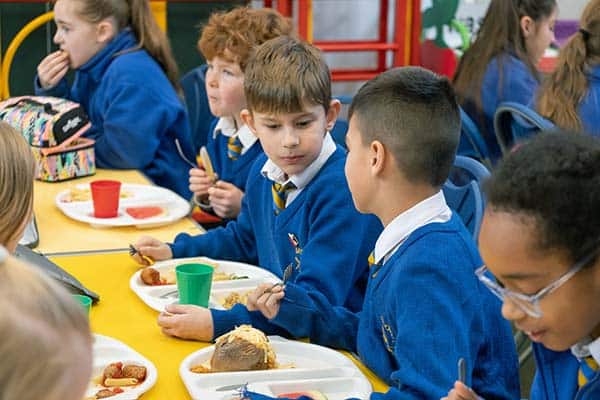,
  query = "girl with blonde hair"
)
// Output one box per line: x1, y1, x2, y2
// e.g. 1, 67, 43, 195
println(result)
35, 0, 195, 197
0, 121, 36, 252
537, 0, 600, 135
0, 246, 93, 400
